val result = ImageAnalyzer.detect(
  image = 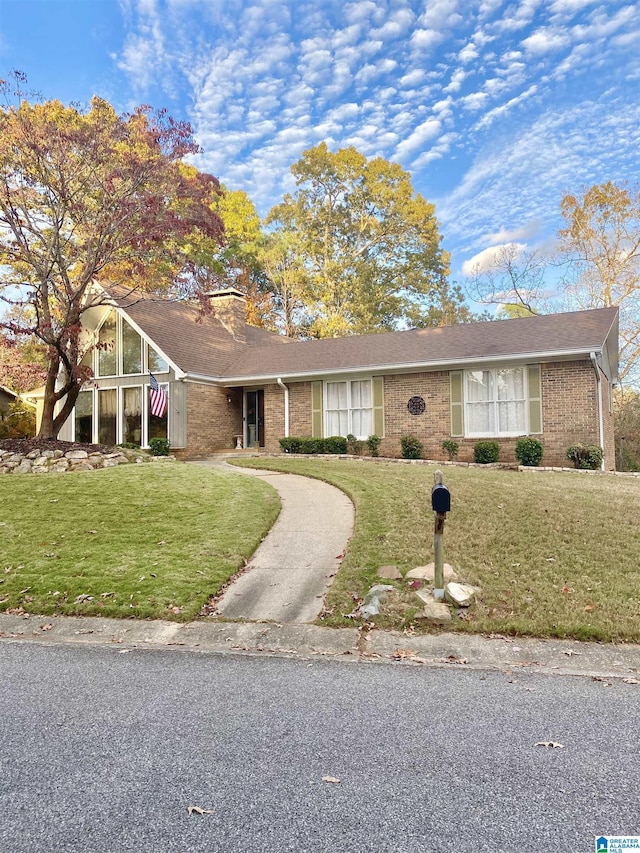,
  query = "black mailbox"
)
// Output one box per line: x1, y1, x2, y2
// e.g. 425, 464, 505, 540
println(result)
431, 483, 451, 514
